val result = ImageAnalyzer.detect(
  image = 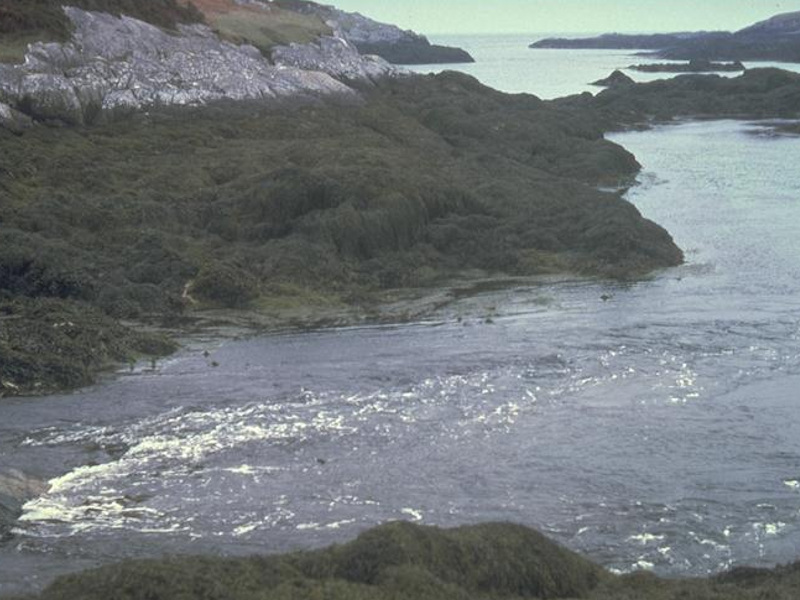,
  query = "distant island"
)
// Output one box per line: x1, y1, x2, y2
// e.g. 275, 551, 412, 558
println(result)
530, 10, 800, 63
